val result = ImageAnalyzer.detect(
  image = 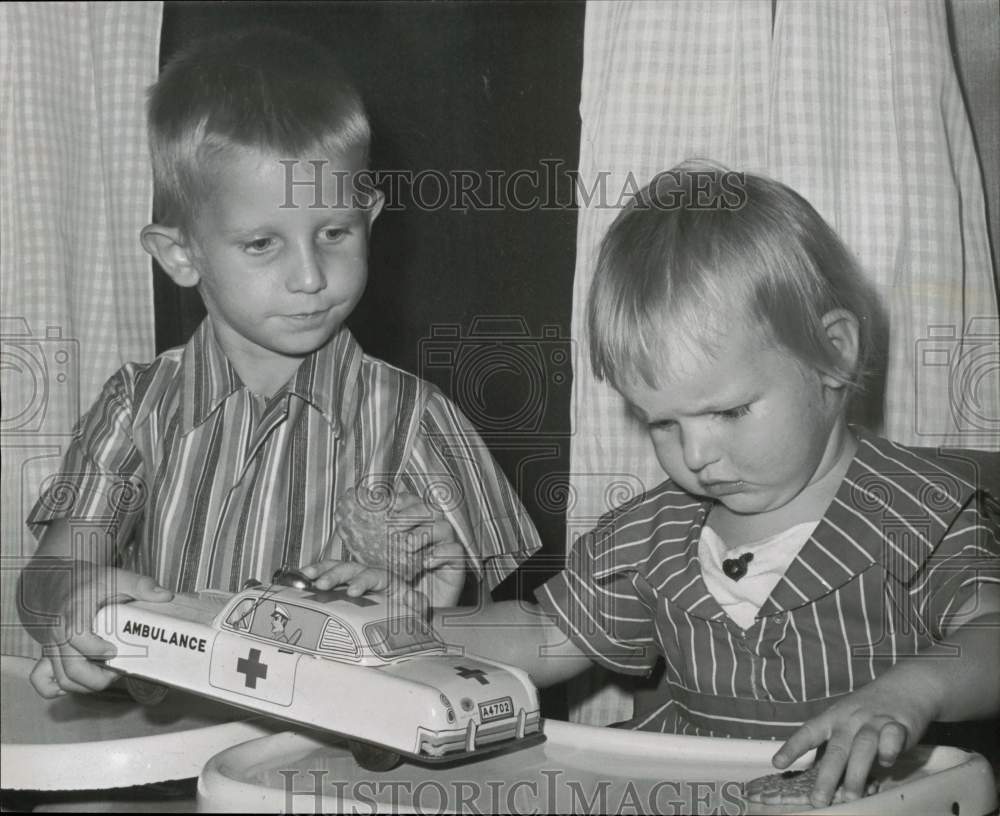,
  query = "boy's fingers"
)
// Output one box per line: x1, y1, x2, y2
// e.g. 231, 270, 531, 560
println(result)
61, 656, 118, 692
127, 574, 173, 602
299, 559, 342, 579
67, 629, 117, 661
425, 551, 466, 571
29, 657, 67, 698
313, 562, 381, 590
45, 648, 105, 695
344, 570, 389, 596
